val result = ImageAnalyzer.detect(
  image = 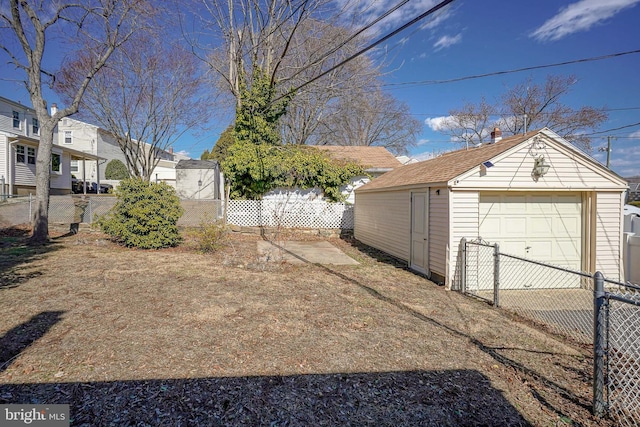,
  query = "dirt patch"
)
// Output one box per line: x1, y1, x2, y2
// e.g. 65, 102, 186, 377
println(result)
0, 227, 610, 426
